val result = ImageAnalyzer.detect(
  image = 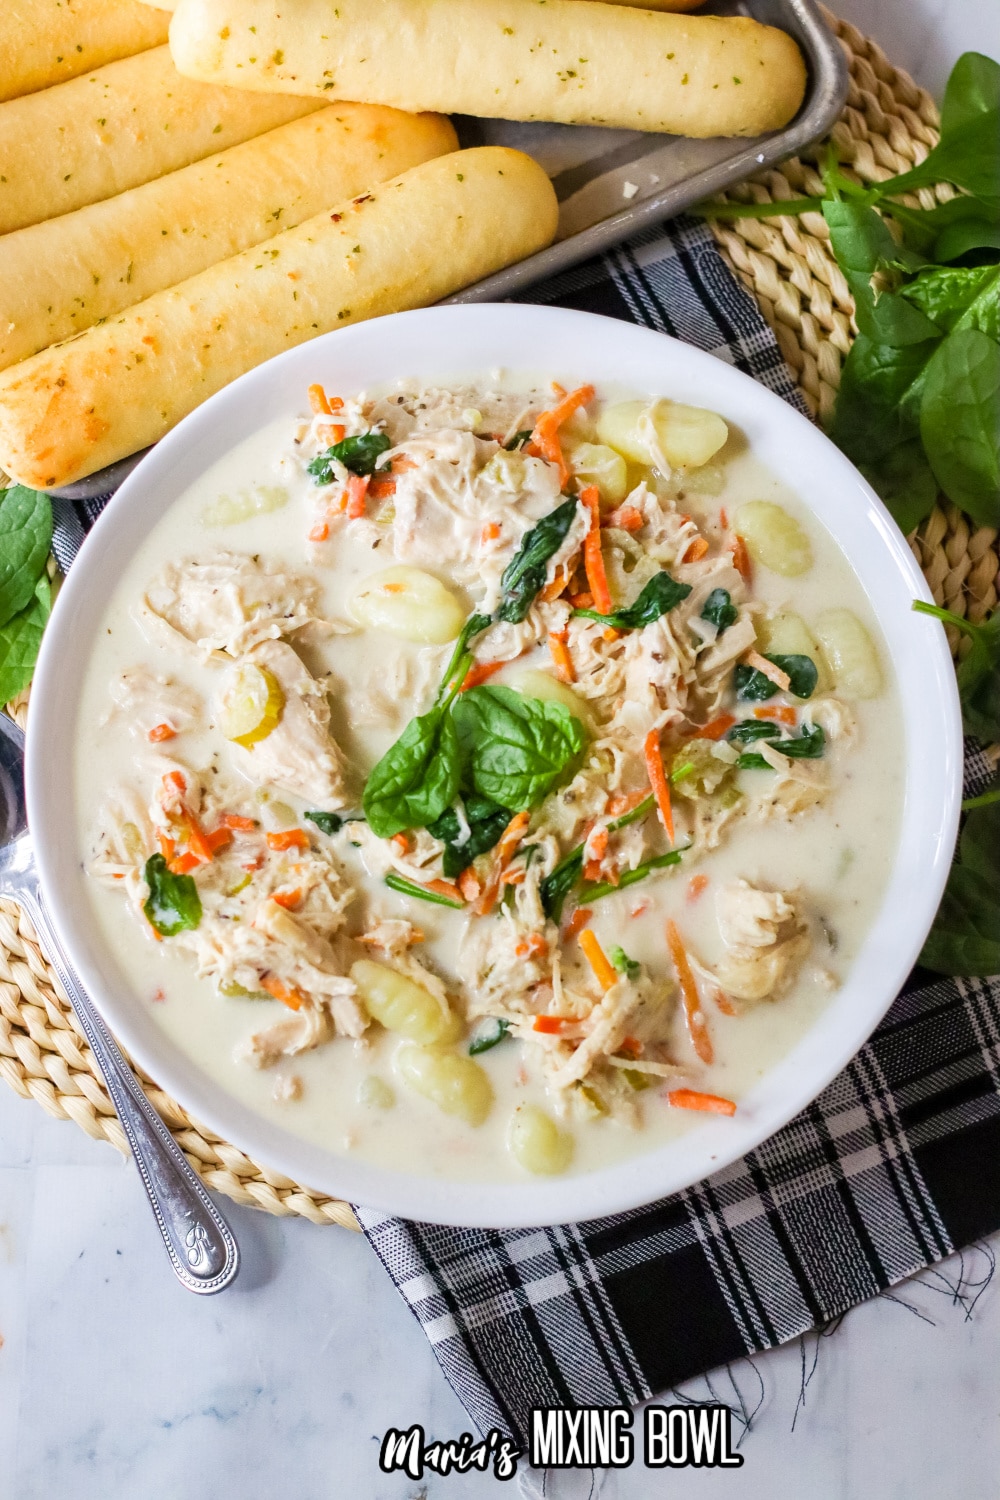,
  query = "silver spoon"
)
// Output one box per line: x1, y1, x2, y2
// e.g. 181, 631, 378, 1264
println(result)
0, 711, 240, 1294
